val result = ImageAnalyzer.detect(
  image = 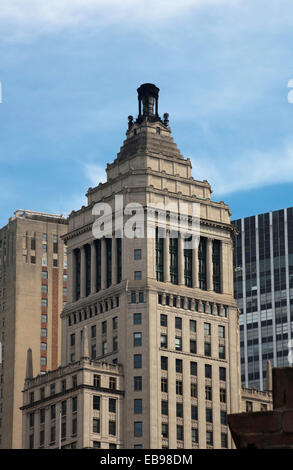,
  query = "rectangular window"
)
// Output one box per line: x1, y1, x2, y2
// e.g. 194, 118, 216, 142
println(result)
109, 377, 117, 390
190, 361, 197, 376
160, 334, 168, 348
134, 399, 142, 414
190, 340, 197, 354
205, 364, 212, 378
113, 317, 118, 329
134, 376, 142, 391
191, 405, 198, 421
220, 388, 226, 403
134, 421, 142, 437
41, 328, 47, 337
109, 398, 116, 413
190, 320, 196, 332
109, 421, 116, 436
61, 400, 67, 416
175, 317, 182, 330
102, 341, 107, 355
72, 418, 77, 436
138, 292, 144, 303
192, 428, 198, 444
42, 270, 48, 279
161, 378, 168, 393
70, 334, 75, 346
162, 423, 168, 438
176, 359, 183, 373
220, 410, 227, 425
176, 380, 183, 395
205, 385, 212, 401
102, 321, 107, 334
91, 325, 96, 338
93, 375, 100, 388
72, 397, 78, 413
213, 239, 221, 293
177, 425, 184, 441
160, 314, 167, 327
219, 344, 226, 359
134, 249, 142, 260
93, 396, 100, 410
175, 337, 182, 351
191, 383, 197, 398
156, 228, 164, 281
134, 332, 142, 347
50, 405, 56, 420
134, 271, 142, 280
219, 367, 226, 382
204, 322, 211, 336
221, 433, 228, 448
206, 407, 213, 423
204, 342, 211, 357
218, 325, 225, 338
133, 313, 142, 325
134, 354, 142, 368
161, 400, 168, 415
176, 402, 183, 418
206, 431, 213, 446
131, 292, 136, 303
161, 356, 168, 370
198, 237, 207, 290
93, 418, 100, 434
